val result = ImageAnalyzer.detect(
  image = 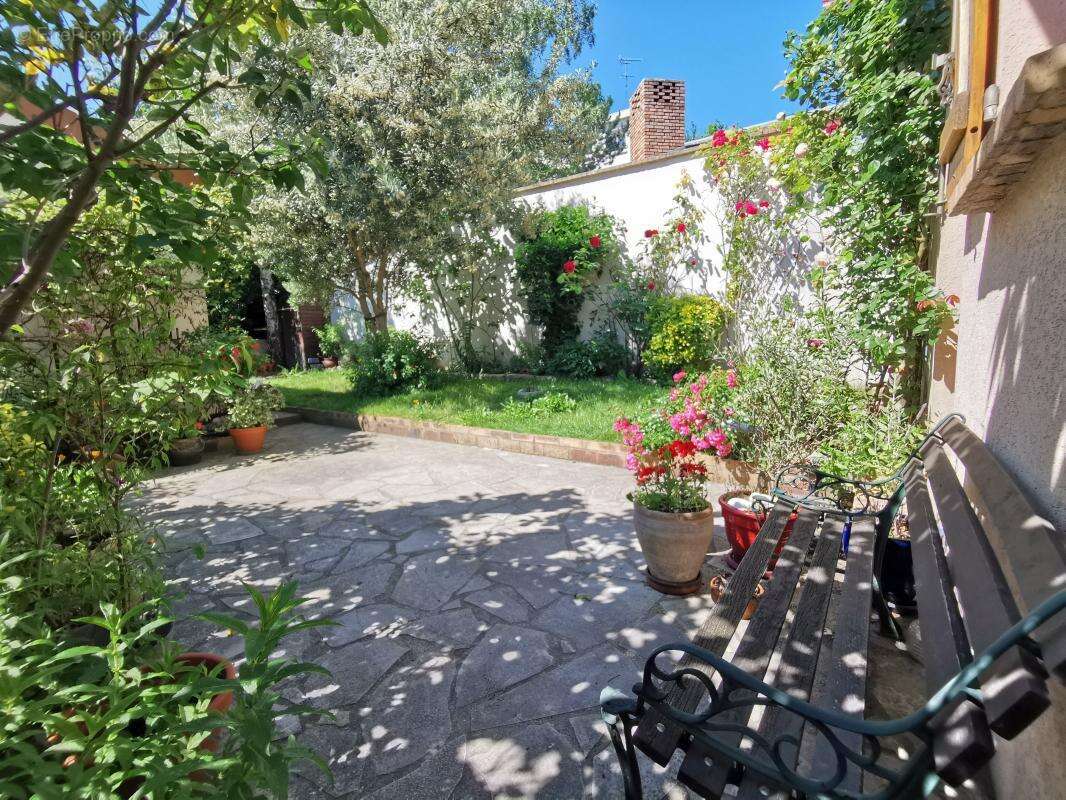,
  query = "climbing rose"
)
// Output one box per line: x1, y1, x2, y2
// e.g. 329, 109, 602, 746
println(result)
734, 201, 744, 213
824, 119, 842, 135
744, 200, 759, 216
644, 229, 658, 238
755, 136, 771, 151
589, 235, 602, 249
647, 281, 656, 291
794, 142, 809, 158
759, 199, 770, 208
673, 370, 687, 383
711, 129, 728, 148
676, 222, 686, 233
562, 260, 576, 274
726, 370, 738, 389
